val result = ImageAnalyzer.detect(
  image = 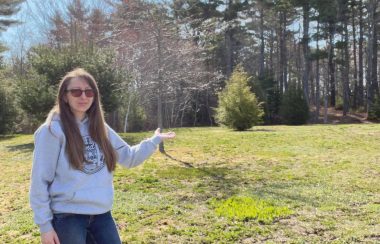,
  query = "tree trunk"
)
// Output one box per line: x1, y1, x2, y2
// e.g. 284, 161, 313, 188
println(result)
371, 16, 378, 98
316, 20, 321, 121
269, 29, 274, 73
324, 59, 329, 123
124, 94, 132, 132
193, 91, 199, 126
366, 0, 379, 113
358, 0, 364, 107
296, 38, 302, 85
276, 27, 281, 87
206, 89, 213, 126
302, 4, 310, 106
279, 11, 288, 92
328, 21, 336, 107
324, 83, 329, 123
343, 18, 350, 116
351, 0, 358, 109
156, 27, 164, 153
225, 28, 233, 78
259, 6, 265, 78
